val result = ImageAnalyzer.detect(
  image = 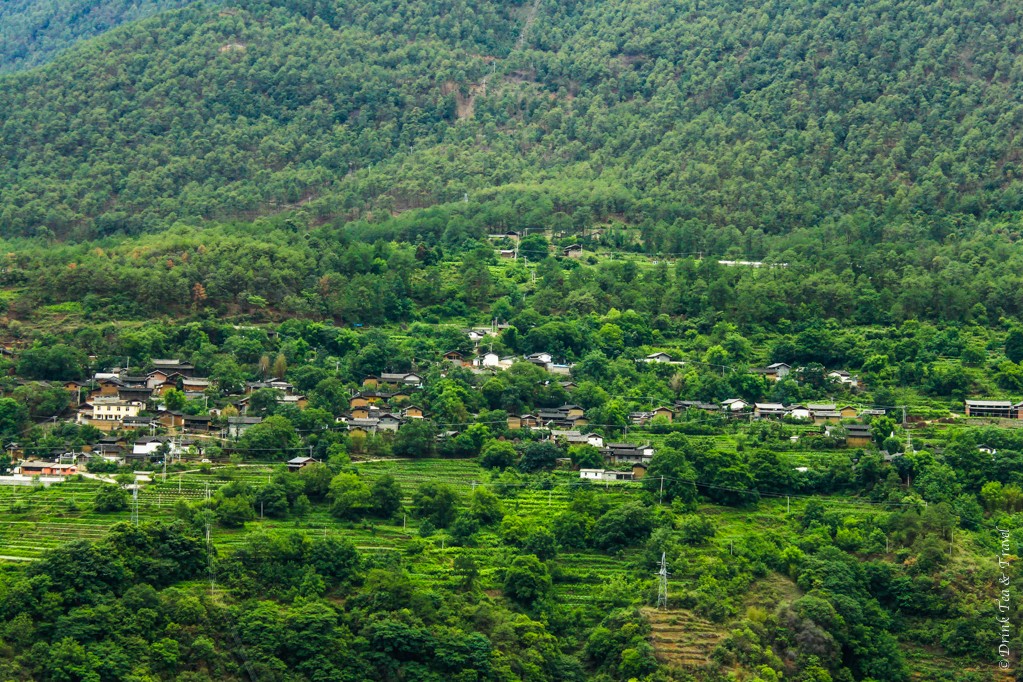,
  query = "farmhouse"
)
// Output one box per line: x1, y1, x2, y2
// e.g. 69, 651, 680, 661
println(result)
754, 403, 788, 418
788, 405, 811, 420
964, 400, 1017, 419
150, 359, 196, 377
18, 461, 78, 476
828, 370, 861, 388
652, 406, 675, 422
287, 456, 318, 472
603, 443, 655, 466
79, 397, 143, 427
579, 469, 634, 482
443, 351, 465, 365
845, 424, 873, 448
227, 416, 262, 438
